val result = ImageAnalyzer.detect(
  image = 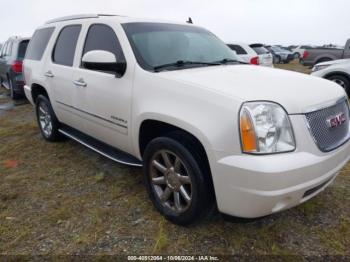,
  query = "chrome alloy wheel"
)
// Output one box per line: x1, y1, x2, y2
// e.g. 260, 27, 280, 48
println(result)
38, 102, 53, 137
331, 78, 346, 88
150, 150, 192, 213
